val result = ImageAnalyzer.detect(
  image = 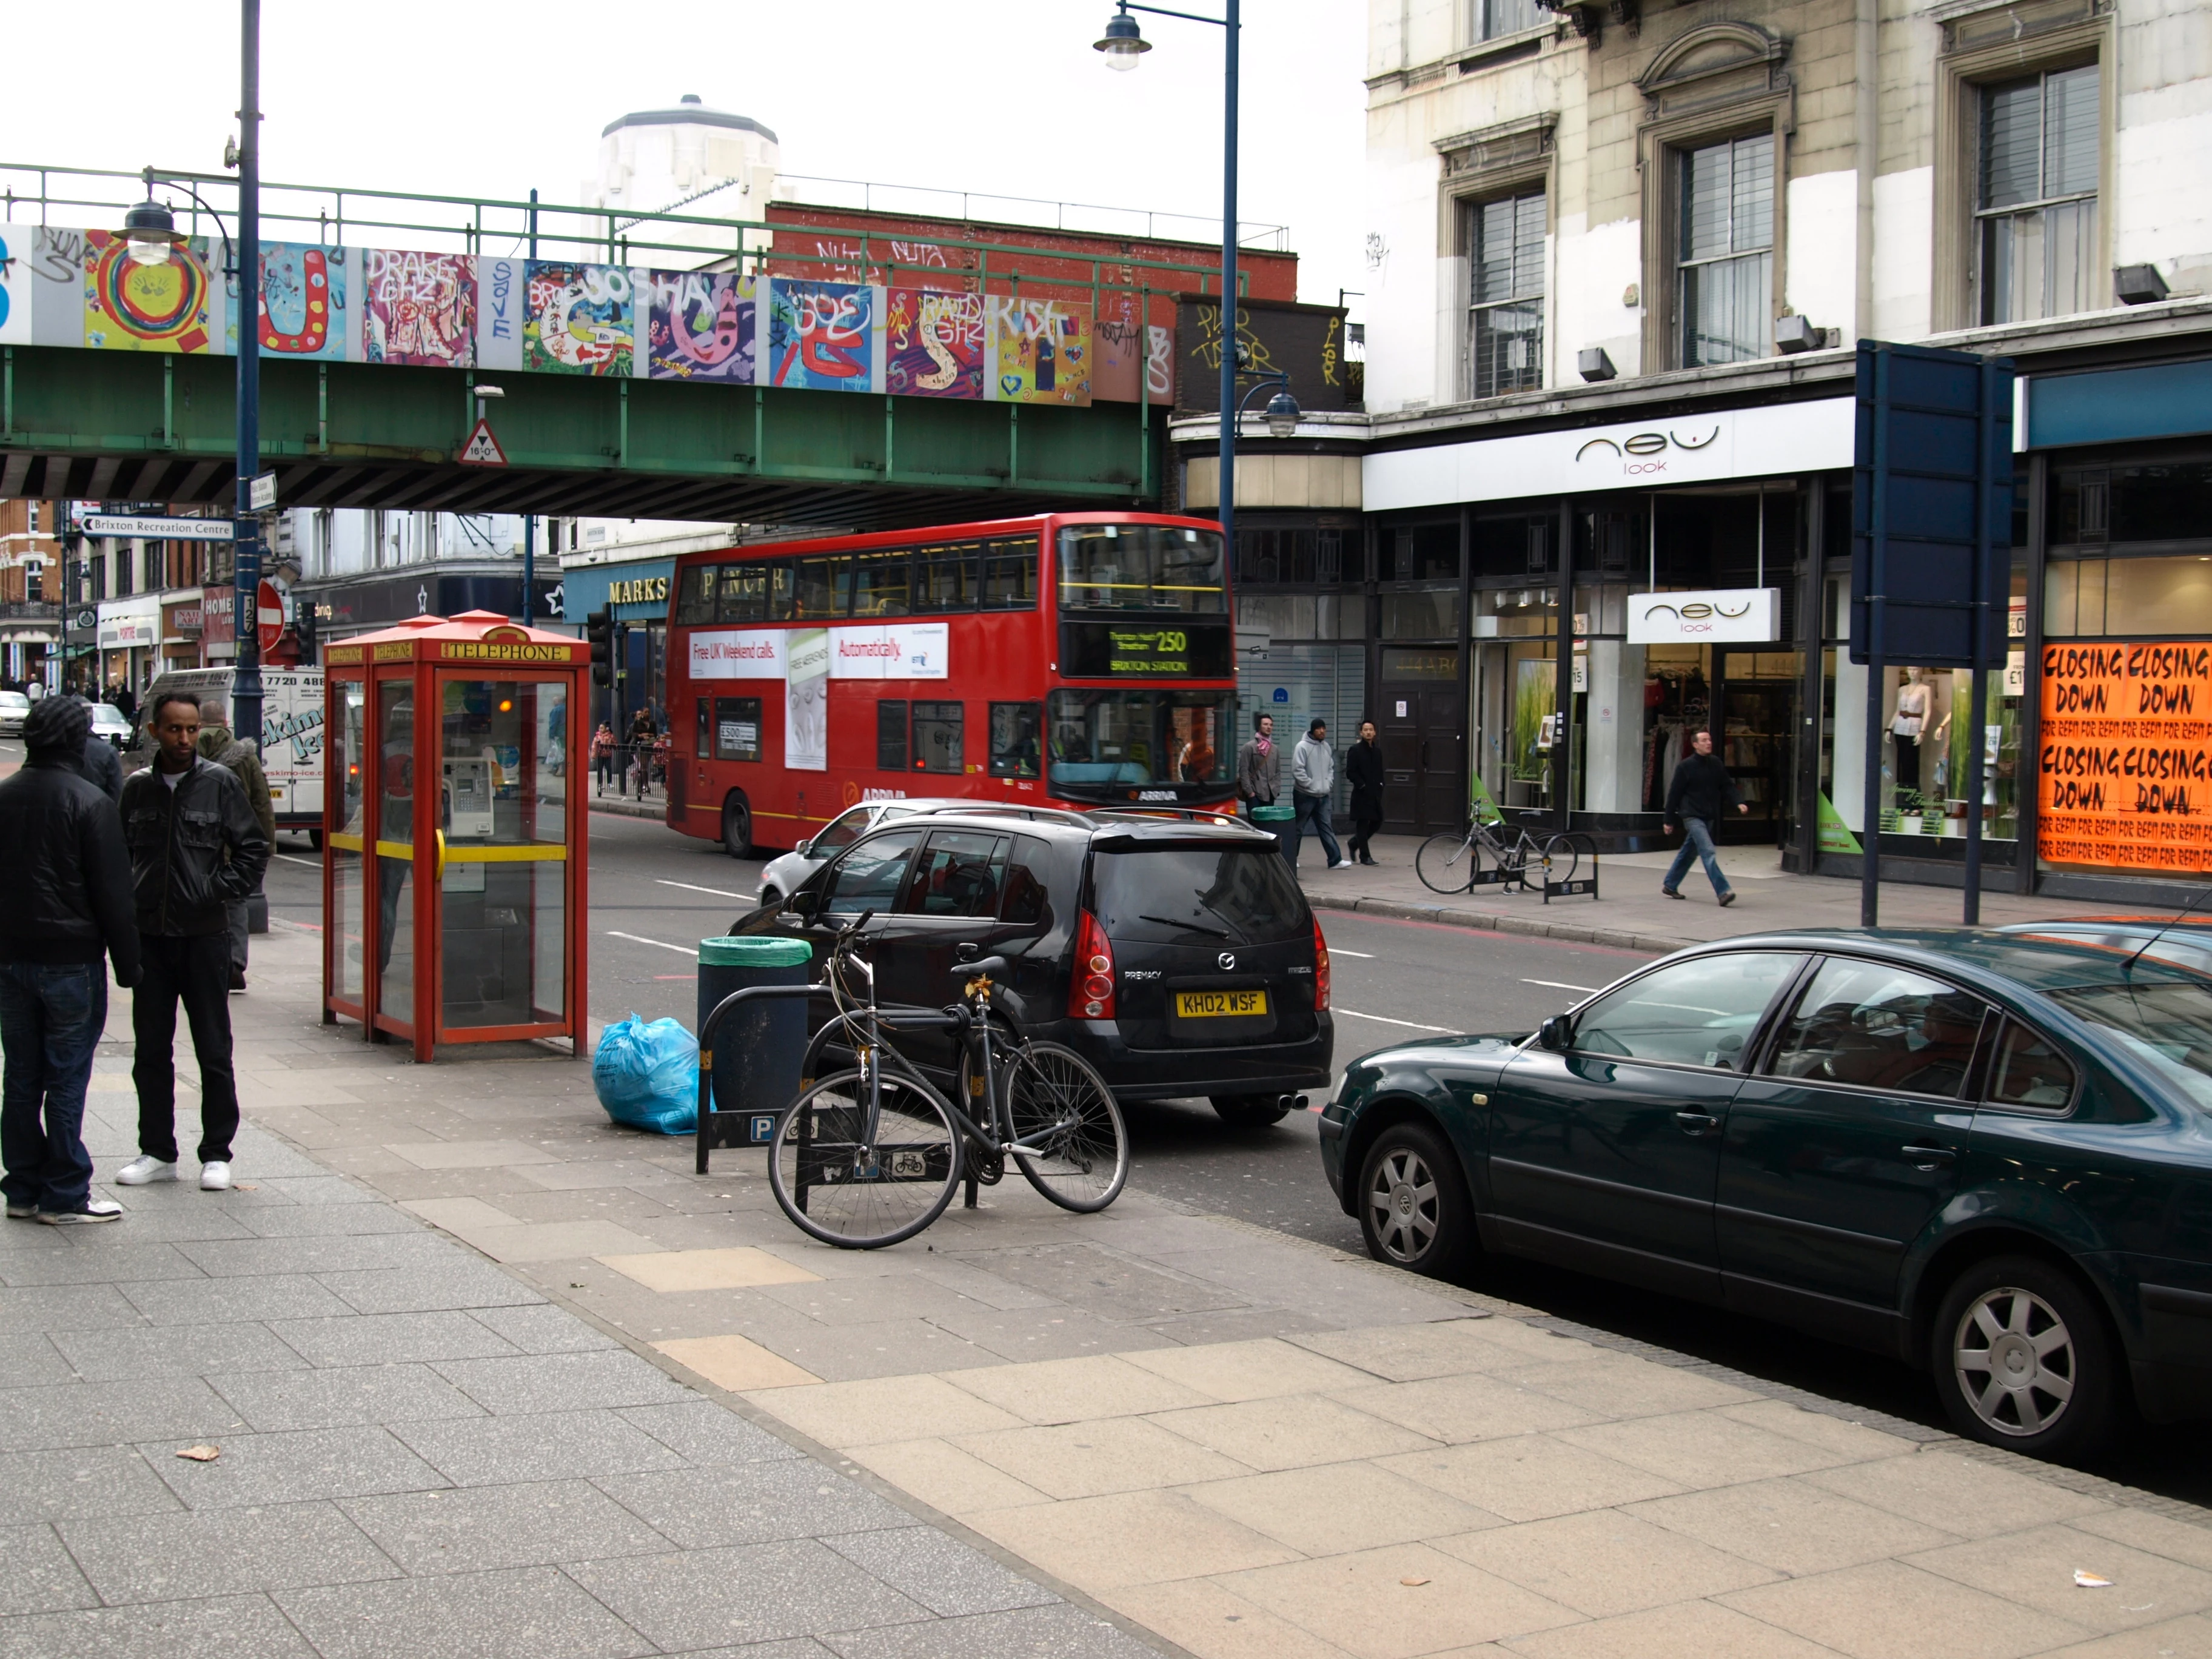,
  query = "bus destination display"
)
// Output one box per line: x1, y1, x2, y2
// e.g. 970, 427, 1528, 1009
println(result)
1061, 620, 1232, 679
